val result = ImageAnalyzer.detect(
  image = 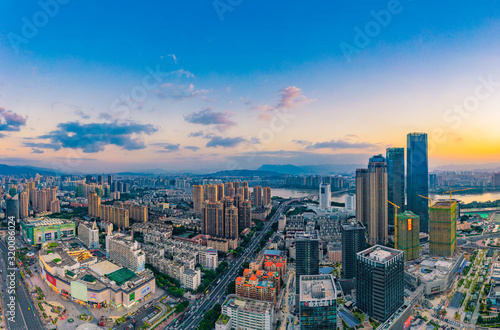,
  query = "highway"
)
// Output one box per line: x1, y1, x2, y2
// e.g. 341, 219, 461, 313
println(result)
0, 239, 46, 330
167, 199, 295, 330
